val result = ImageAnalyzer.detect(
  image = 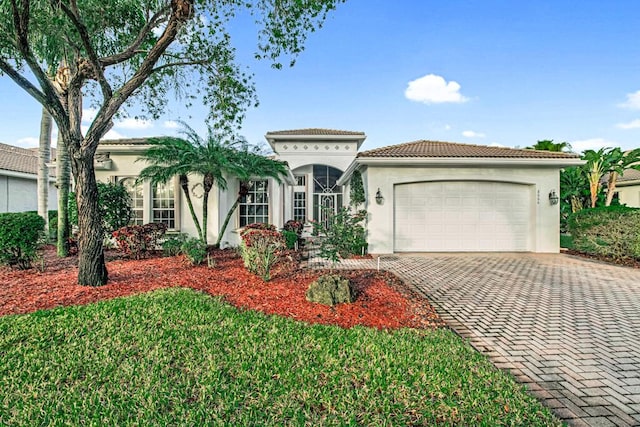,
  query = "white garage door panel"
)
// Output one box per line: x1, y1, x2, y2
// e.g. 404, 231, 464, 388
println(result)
394, 181, 531, 252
